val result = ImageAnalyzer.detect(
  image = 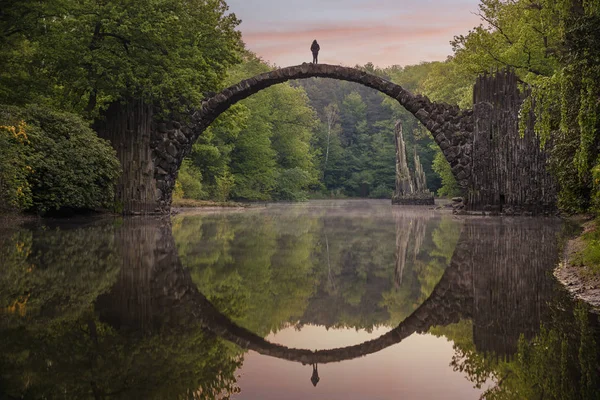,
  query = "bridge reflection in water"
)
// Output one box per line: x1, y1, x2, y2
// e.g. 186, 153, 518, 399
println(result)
3, 208, 598, 398
95, 215, 562, 366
